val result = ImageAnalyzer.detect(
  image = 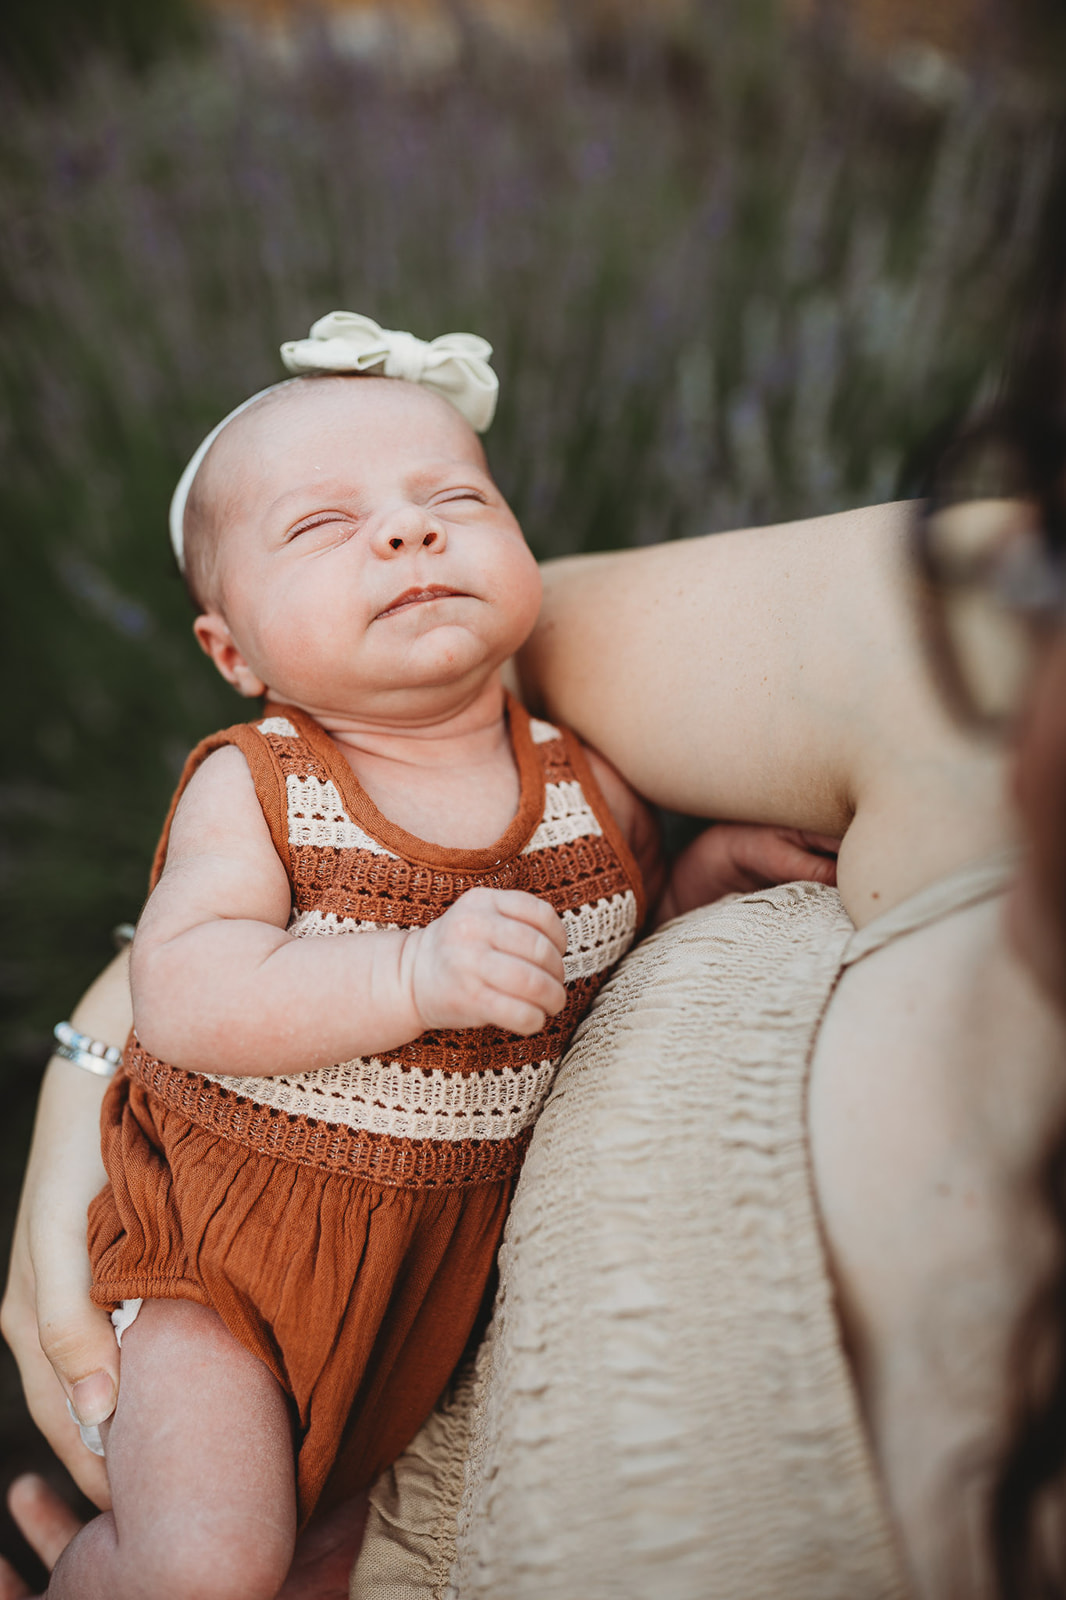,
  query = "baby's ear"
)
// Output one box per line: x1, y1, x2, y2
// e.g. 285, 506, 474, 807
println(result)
192, 613, 267, 699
